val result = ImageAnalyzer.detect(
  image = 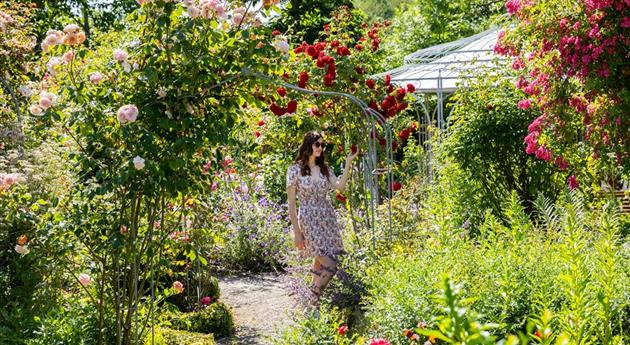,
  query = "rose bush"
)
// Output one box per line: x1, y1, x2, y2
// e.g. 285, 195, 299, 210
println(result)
497, 0, 630, 187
